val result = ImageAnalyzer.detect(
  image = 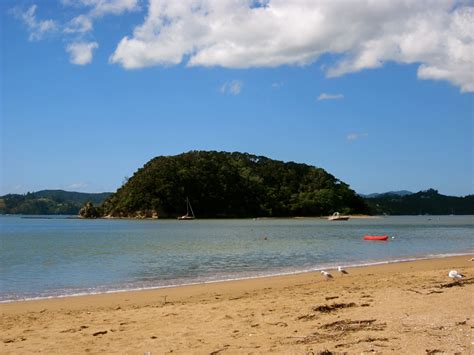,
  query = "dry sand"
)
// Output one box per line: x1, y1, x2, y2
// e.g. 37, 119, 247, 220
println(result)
1, 255, 473, 354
